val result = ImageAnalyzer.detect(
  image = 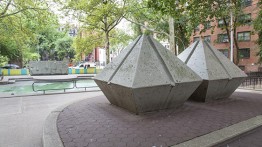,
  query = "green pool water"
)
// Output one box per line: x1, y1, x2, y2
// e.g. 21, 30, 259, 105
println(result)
0, 80, 98, 96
